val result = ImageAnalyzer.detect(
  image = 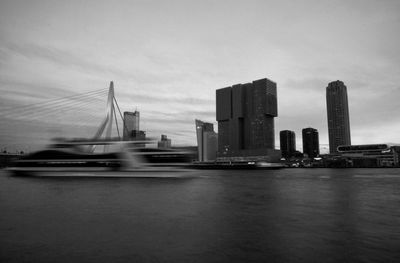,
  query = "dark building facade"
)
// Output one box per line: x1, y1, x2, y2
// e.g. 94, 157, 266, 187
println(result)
280, 130, 296, 159
131, 130, 146, 143
216, 78, 280, 162
302, 127, 320, 158
326, 80, 351, 153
